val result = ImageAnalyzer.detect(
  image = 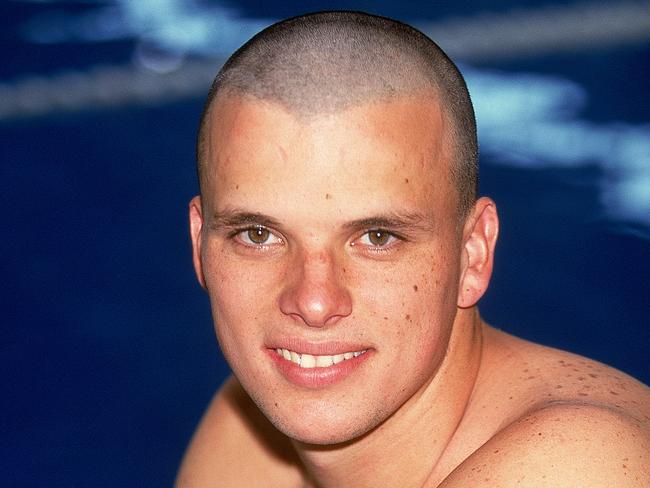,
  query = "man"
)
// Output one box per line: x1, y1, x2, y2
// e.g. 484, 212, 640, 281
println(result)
177, 11, 650, 487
